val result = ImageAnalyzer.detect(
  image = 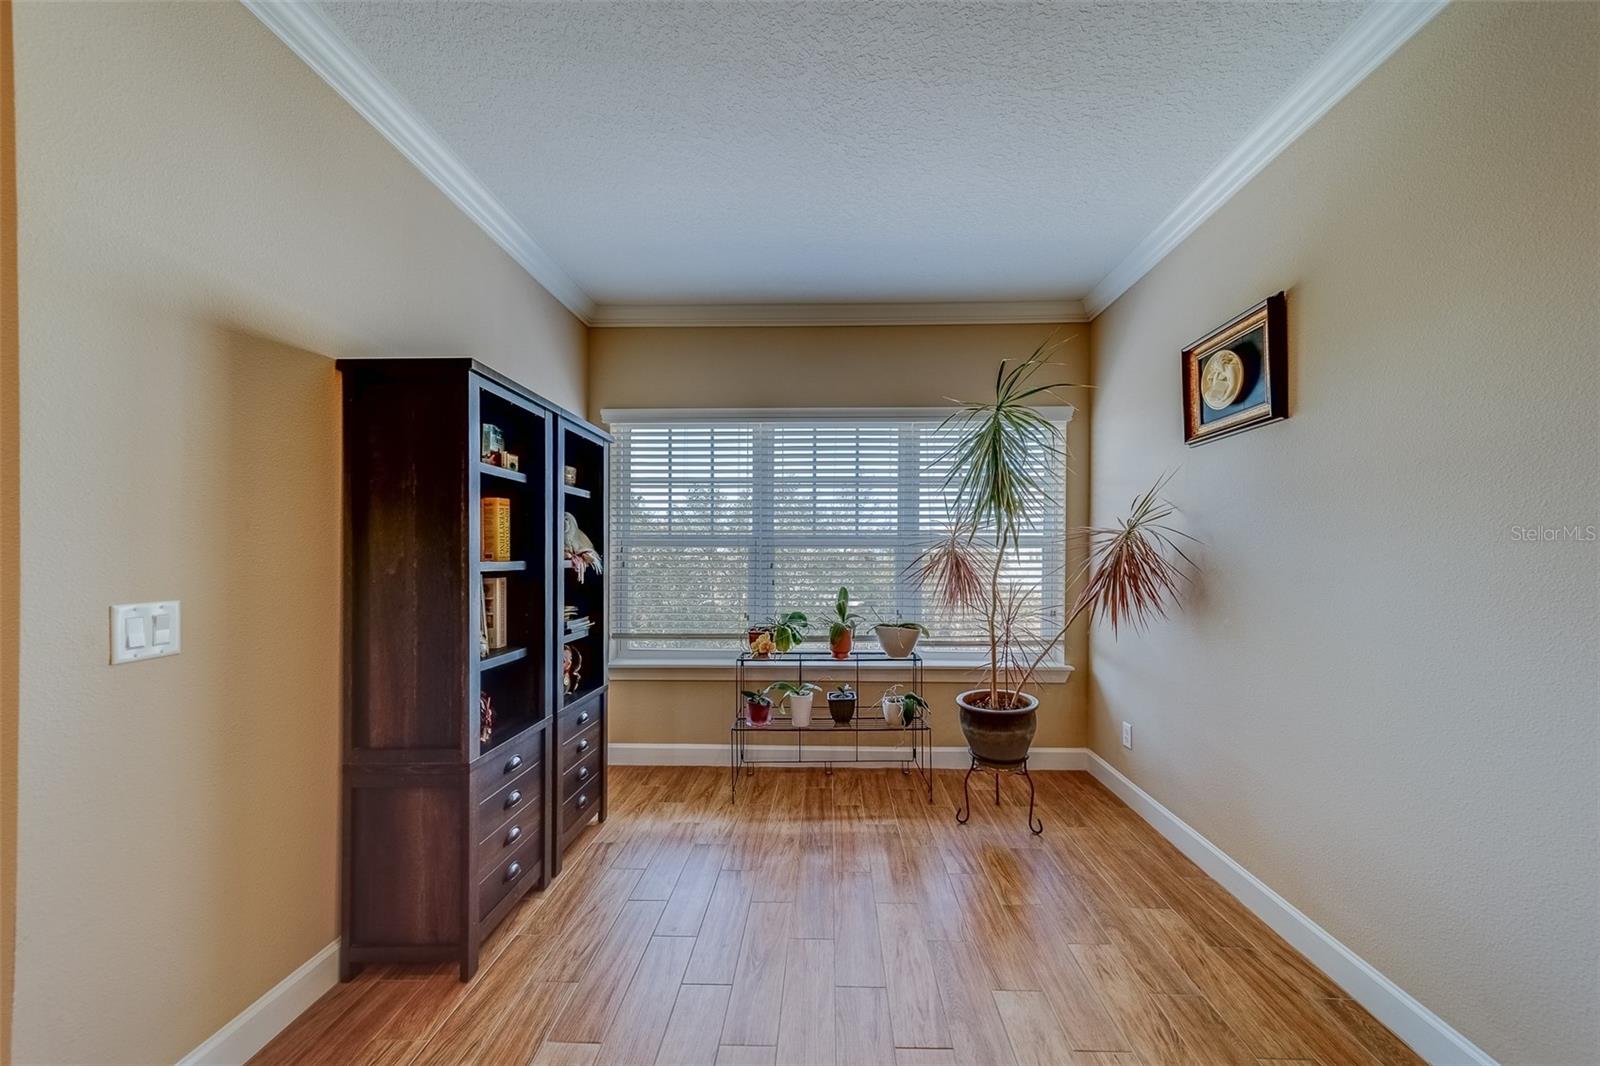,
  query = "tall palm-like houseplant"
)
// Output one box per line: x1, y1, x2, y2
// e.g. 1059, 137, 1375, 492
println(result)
911, 345, 1195, 763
